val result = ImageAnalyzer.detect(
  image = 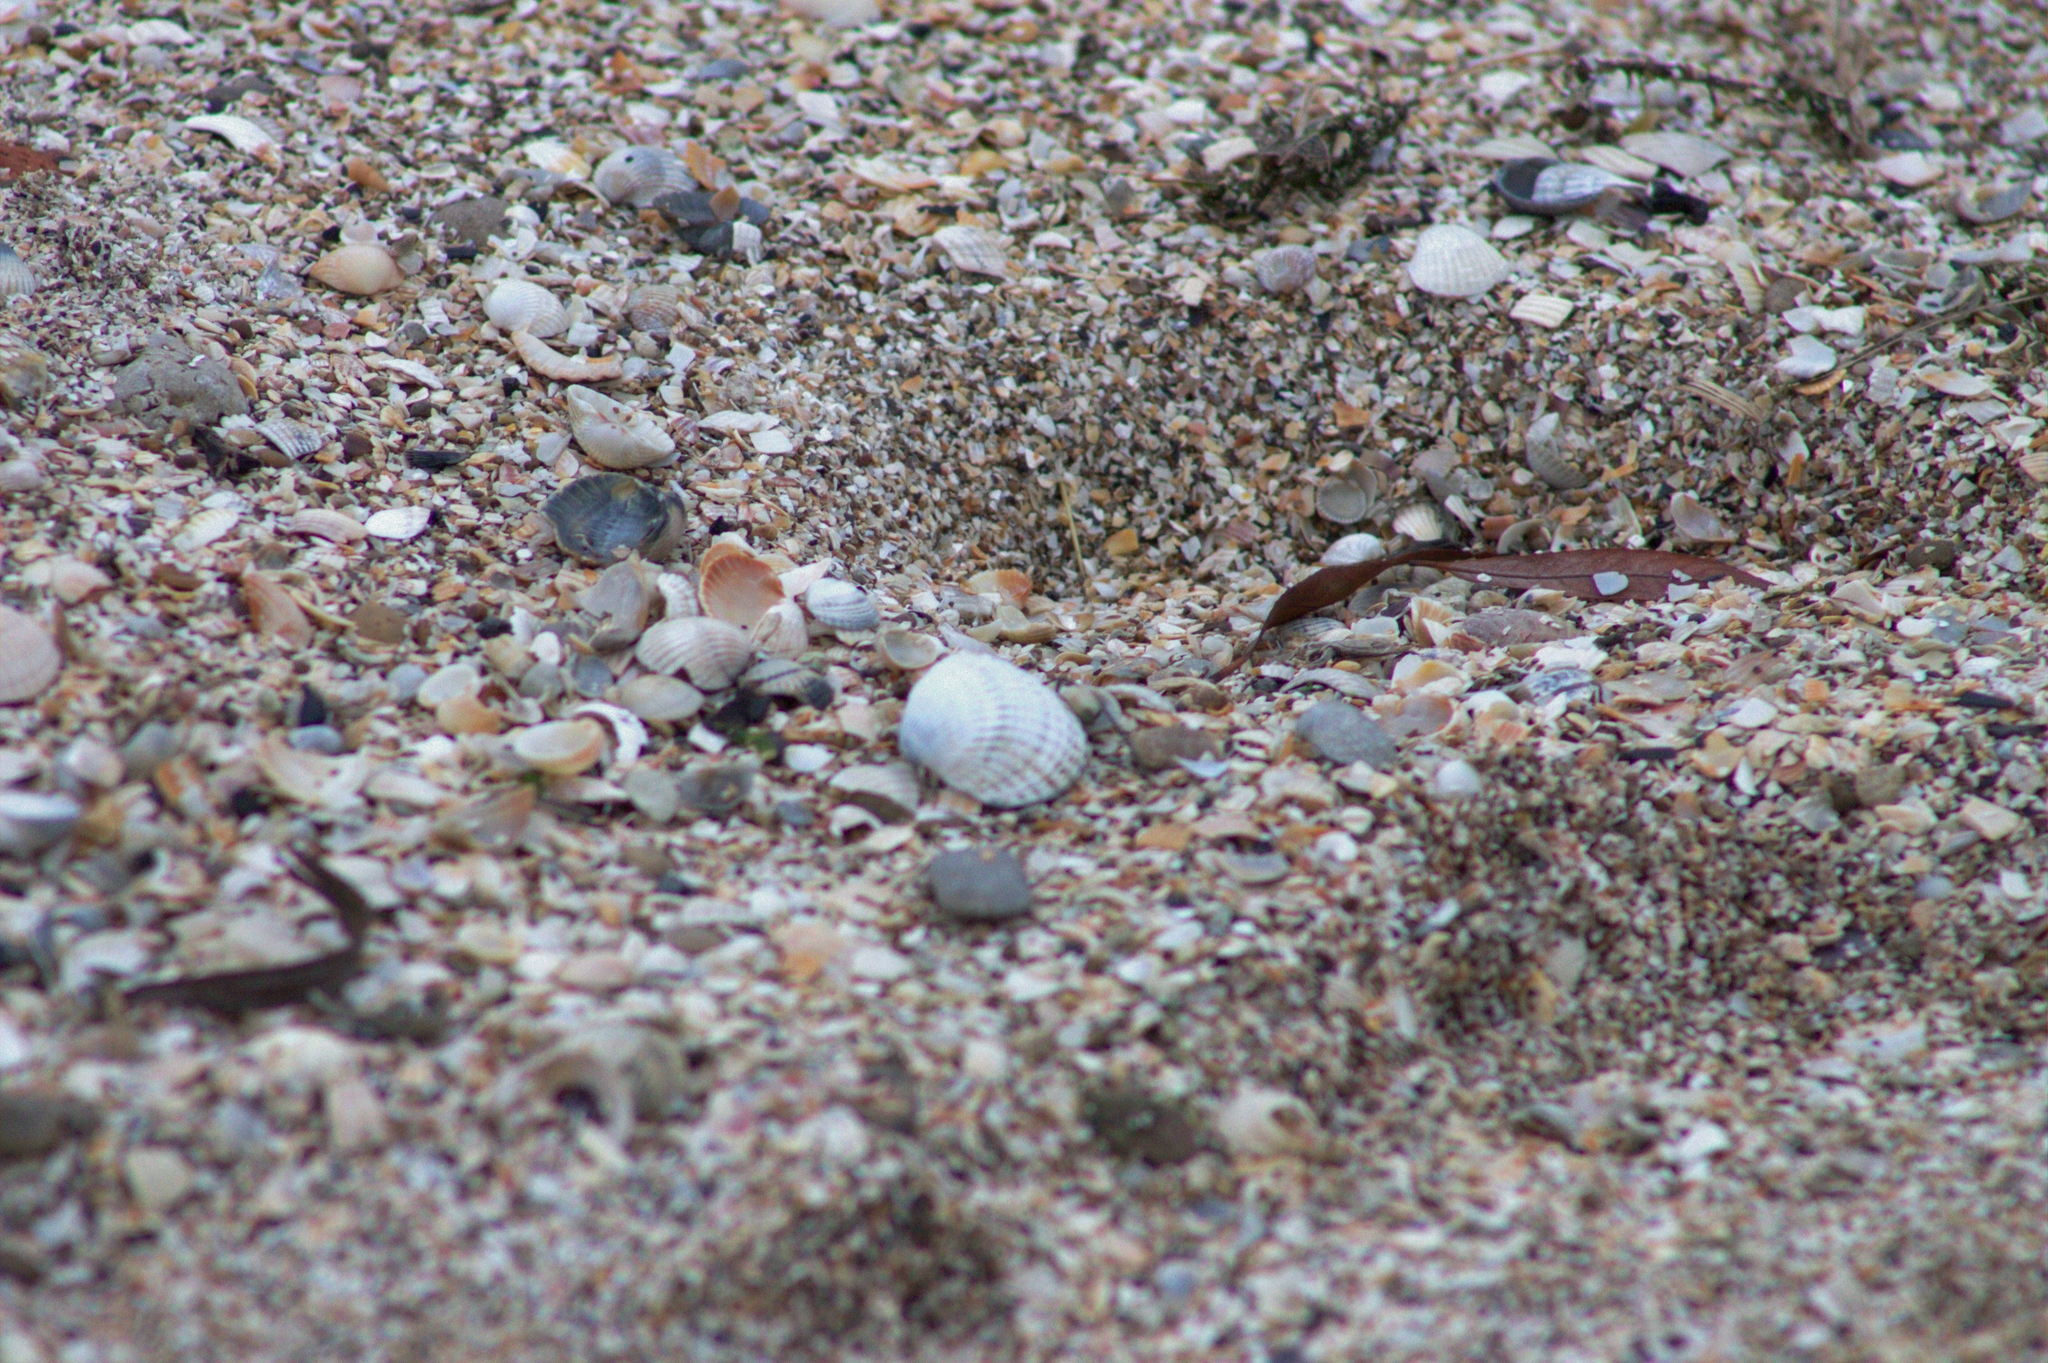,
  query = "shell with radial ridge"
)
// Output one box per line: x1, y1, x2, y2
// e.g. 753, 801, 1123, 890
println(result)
804, 577, 881, 631
748, 600, 809, 658
563, 385, 677, 470
543, 473, 688, 565
634, 616, 754, 691
484, 280, 568, 338
1390, 502, 1447, 542
1405, 224, 1510, 298
307, 243, 403, 296
931, 225, 1011, 278
625, 284, 682, 337
0, 245, 35, 300
0, 606, 61, 704
898, 652, 1089, 807
593, 146, 698, 208
1491, 159, 1629, 215
697, 543, 784, 628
